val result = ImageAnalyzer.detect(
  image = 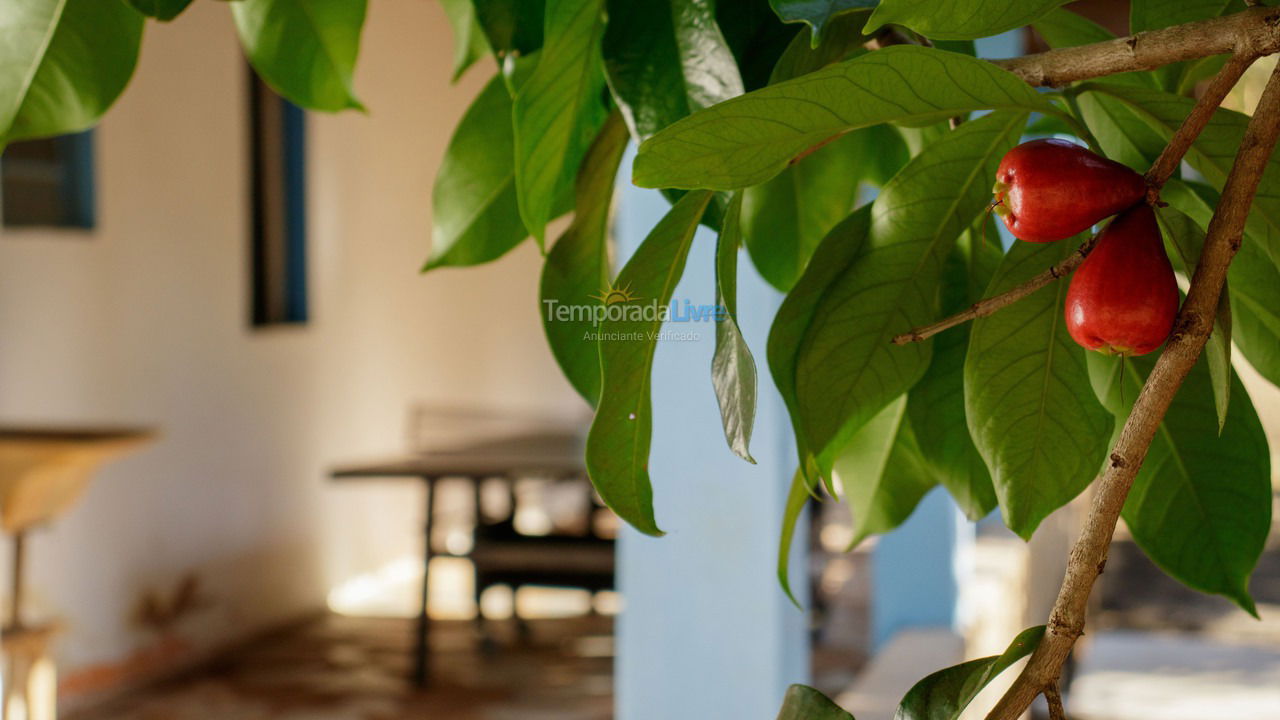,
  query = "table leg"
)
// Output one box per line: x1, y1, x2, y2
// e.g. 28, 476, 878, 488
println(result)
413, 480, 436, 687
